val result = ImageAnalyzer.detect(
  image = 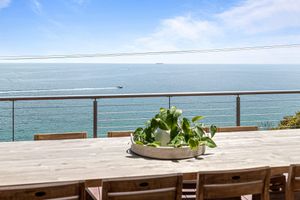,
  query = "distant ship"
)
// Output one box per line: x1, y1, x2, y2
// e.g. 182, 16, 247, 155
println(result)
155, 63, 164, 64
117, 86, 123, 89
